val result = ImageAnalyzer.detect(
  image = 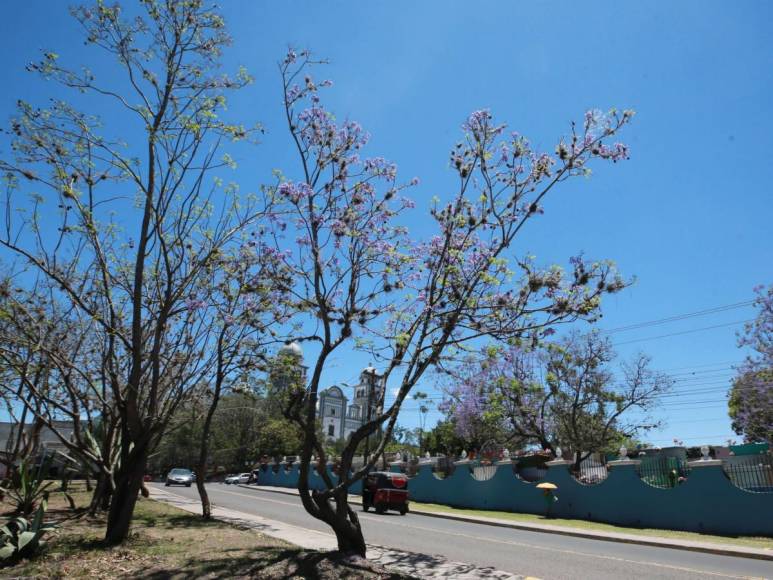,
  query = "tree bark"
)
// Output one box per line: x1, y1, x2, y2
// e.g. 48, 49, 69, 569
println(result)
89, 472, 112, 515
104, 448, 147, 545
195, 405, 218, 519
196, 328, 228, 520
195, 470, 211, 519
332, 521, 367, 557
323, 497, 367, 557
